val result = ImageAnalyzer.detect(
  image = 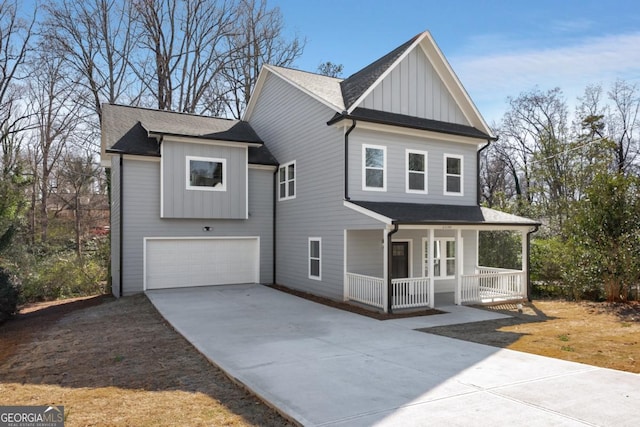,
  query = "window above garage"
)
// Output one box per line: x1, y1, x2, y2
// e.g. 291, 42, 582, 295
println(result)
186, 156, 227, 191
